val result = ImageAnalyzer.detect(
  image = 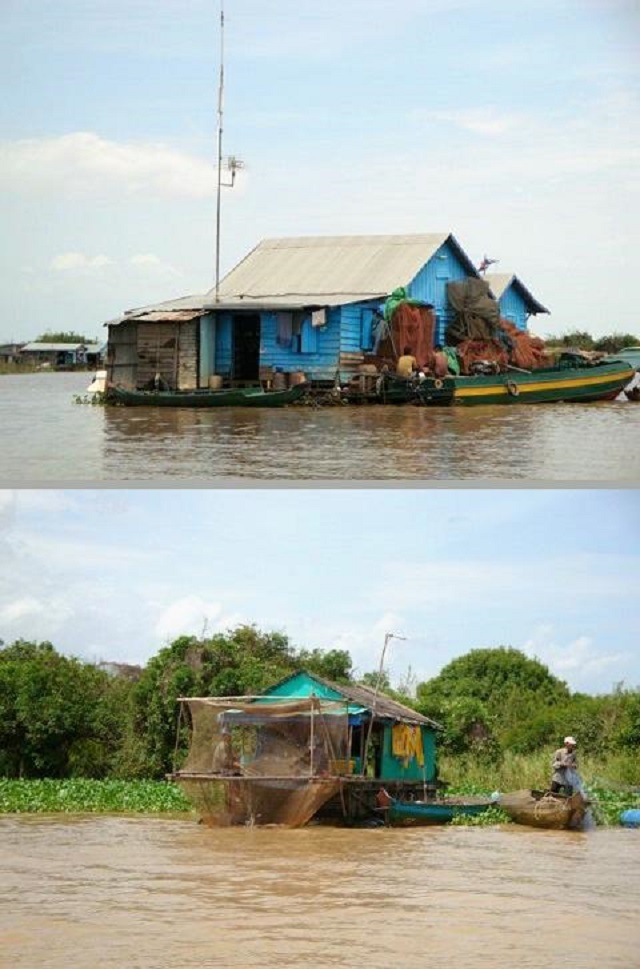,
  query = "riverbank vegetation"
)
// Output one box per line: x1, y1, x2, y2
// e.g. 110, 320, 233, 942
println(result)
0, 778, 191, 815
1, 632, 638, 823
543, 330, 638, 354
